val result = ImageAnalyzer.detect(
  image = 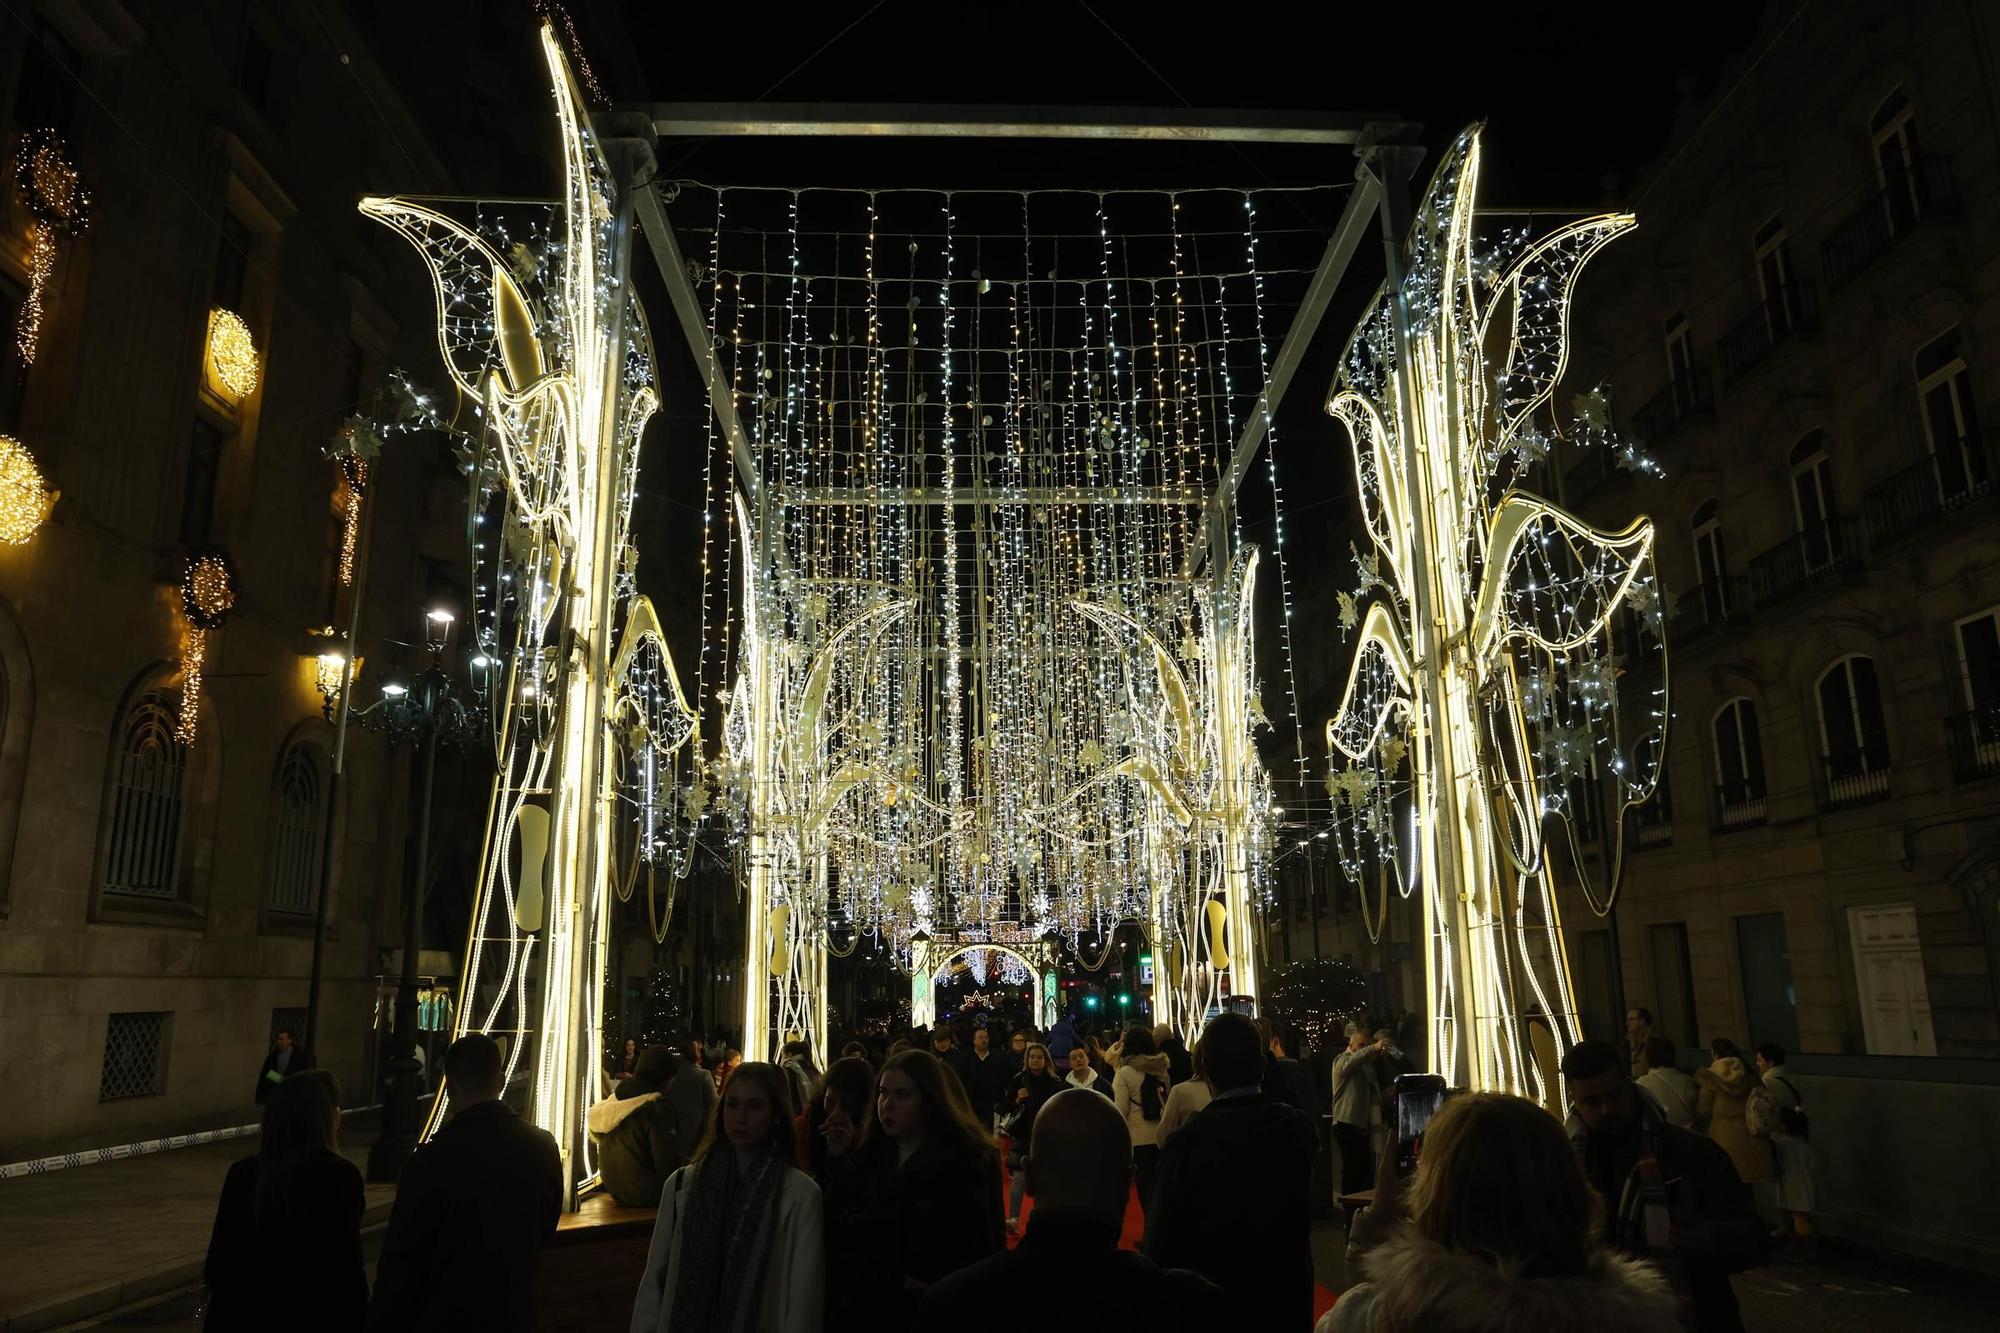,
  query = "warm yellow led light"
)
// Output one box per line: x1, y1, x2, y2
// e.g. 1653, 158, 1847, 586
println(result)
0, 434, 51, 544
207, 308, 259, 400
